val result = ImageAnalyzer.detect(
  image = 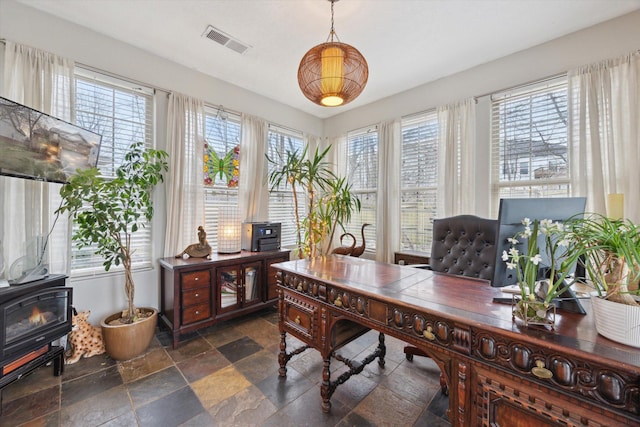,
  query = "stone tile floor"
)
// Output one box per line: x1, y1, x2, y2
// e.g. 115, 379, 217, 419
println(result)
0, 307, 450, 426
